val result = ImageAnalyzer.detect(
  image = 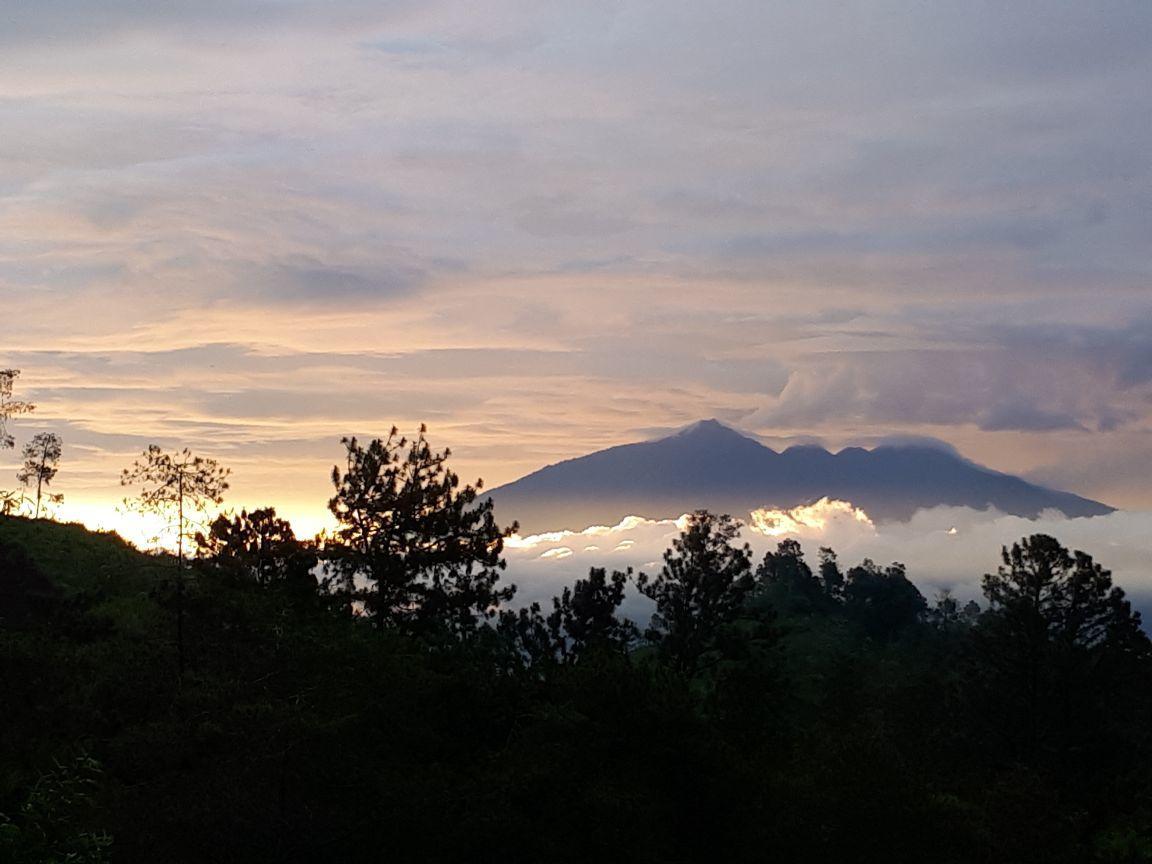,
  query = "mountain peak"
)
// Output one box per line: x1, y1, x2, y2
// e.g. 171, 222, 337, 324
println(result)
671, 418, 753, 441
488, 423, 1115, 533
